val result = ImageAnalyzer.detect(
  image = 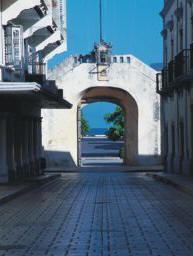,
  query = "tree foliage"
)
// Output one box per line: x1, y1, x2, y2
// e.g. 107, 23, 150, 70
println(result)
104, 106, 124, 141
81, 111, 90, 136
